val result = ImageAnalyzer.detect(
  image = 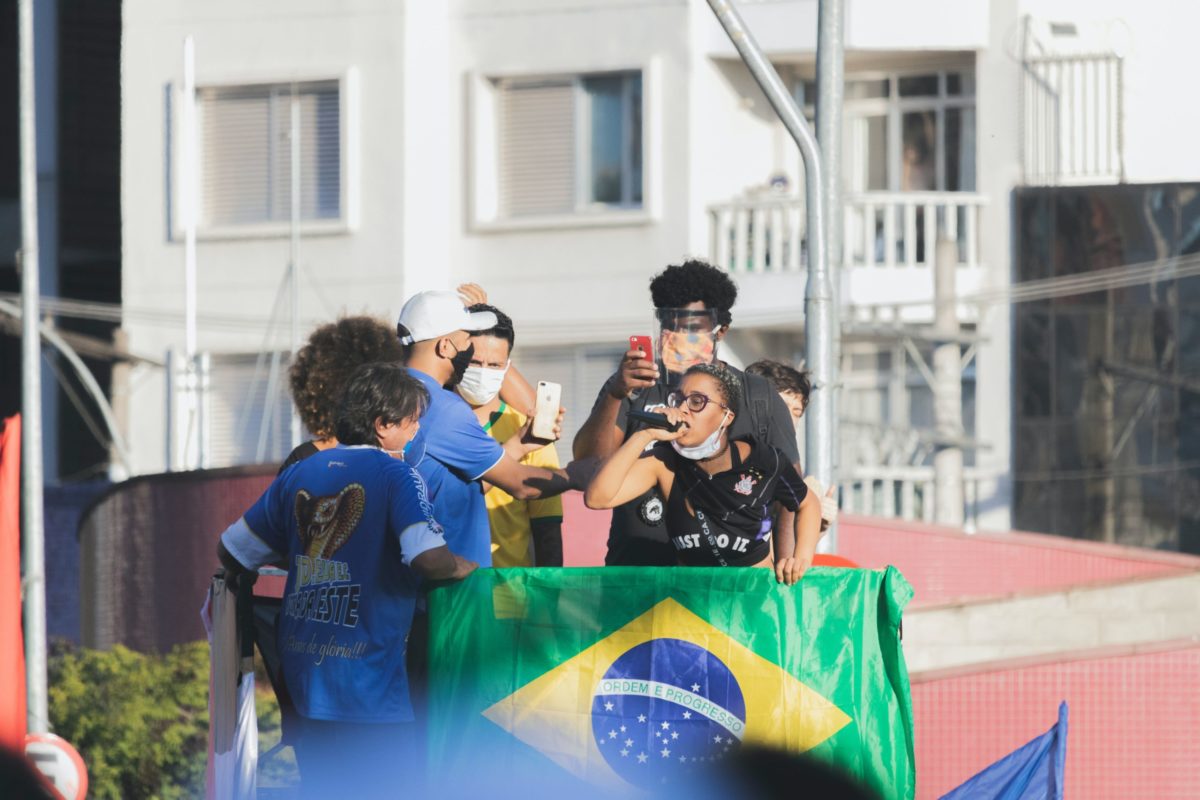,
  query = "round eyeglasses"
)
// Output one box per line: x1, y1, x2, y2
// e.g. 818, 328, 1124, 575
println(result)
666, 390, 727, 413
